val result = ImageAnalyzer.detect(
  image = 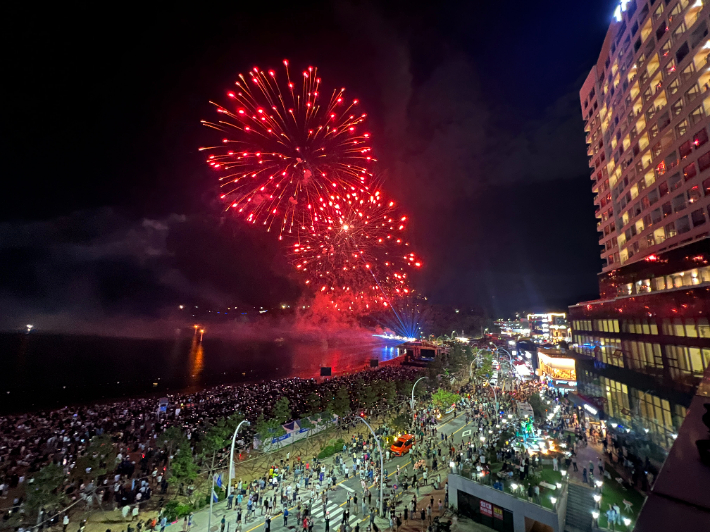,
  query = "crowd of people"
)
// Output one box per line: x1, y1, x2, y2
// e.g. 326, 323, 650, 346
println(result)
0, 365, 423, 531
